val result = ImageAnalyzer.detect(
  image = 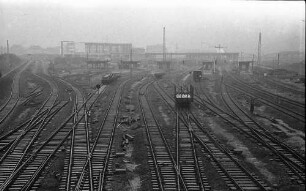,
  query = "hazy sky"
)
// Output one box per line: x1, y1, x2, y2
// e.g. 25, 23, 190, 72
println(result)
0, 0, 305, 54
